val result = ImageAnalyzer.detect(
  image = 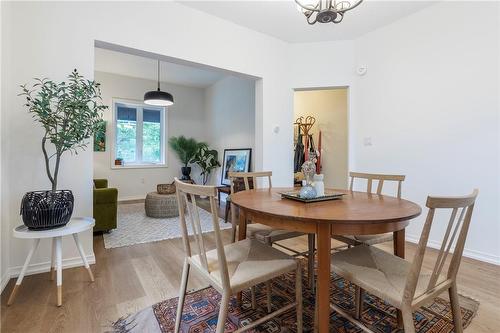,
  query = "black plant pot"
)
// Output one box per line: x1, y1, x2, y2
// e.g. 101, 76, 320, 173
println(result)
20, 190, 74, 230
181, 167, 192, 180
